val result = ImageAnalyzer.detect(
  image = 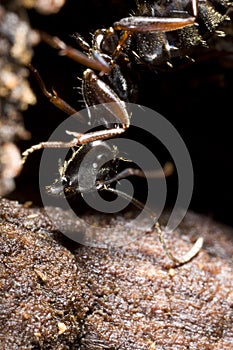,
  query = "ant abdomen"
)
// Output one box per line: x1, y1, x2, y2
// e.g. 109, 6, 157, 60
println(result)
130, 0, 231, 67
